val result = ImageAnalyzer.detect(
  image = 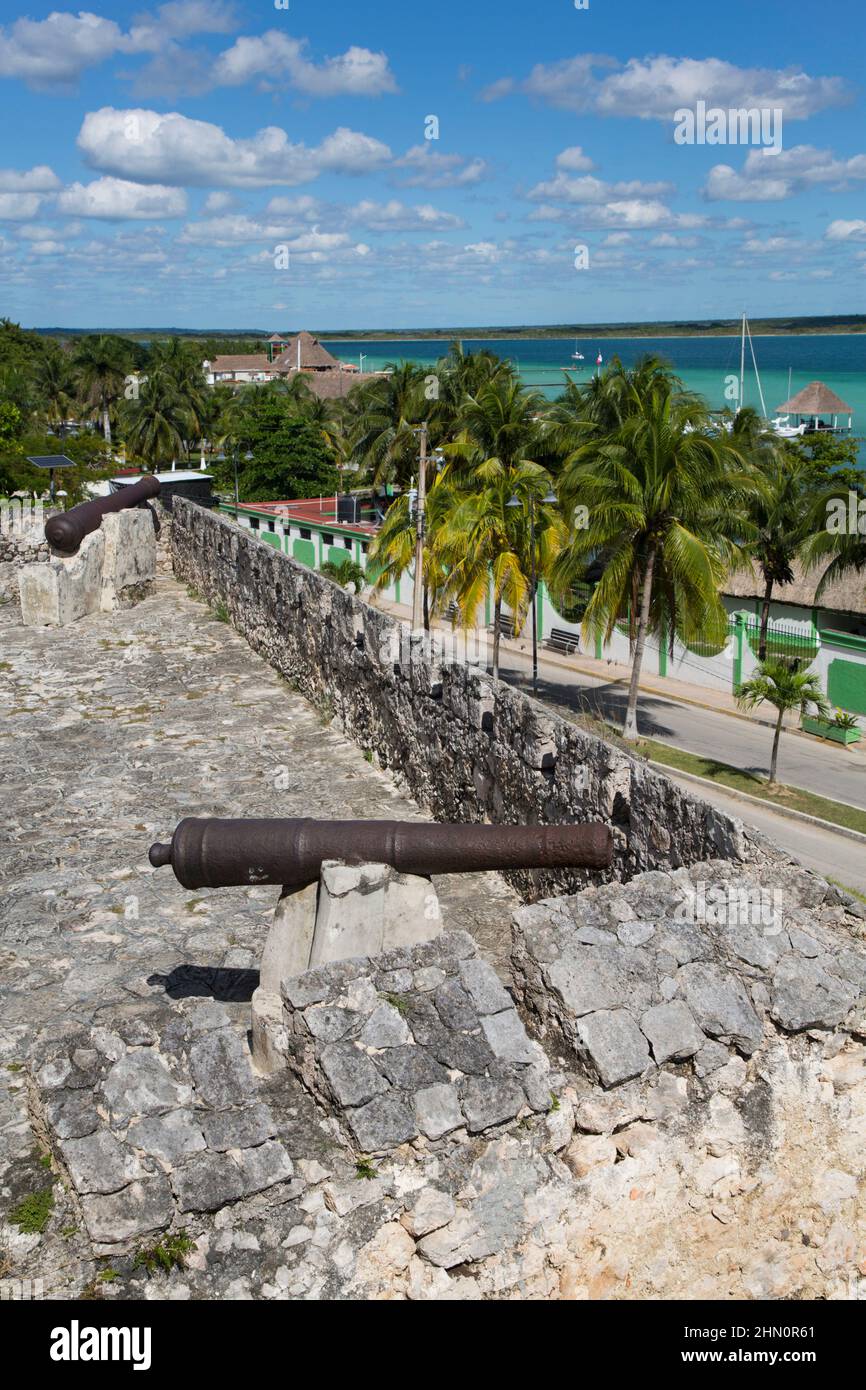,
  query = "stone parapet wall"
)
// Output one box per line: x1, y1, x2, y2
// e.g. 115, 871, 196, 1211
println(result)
170, 499, 791, 897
